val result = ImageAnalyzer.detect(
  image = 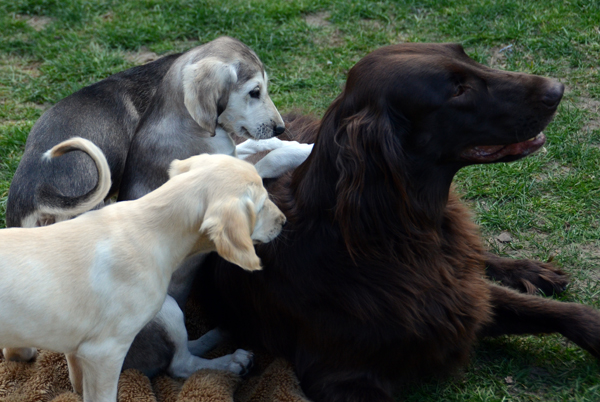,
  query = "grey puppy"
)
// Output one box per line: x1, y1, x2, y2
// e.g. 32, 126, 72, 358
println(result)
5, 36, 290, 377
6, 36, 284, 227
118, 37, 285, 201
